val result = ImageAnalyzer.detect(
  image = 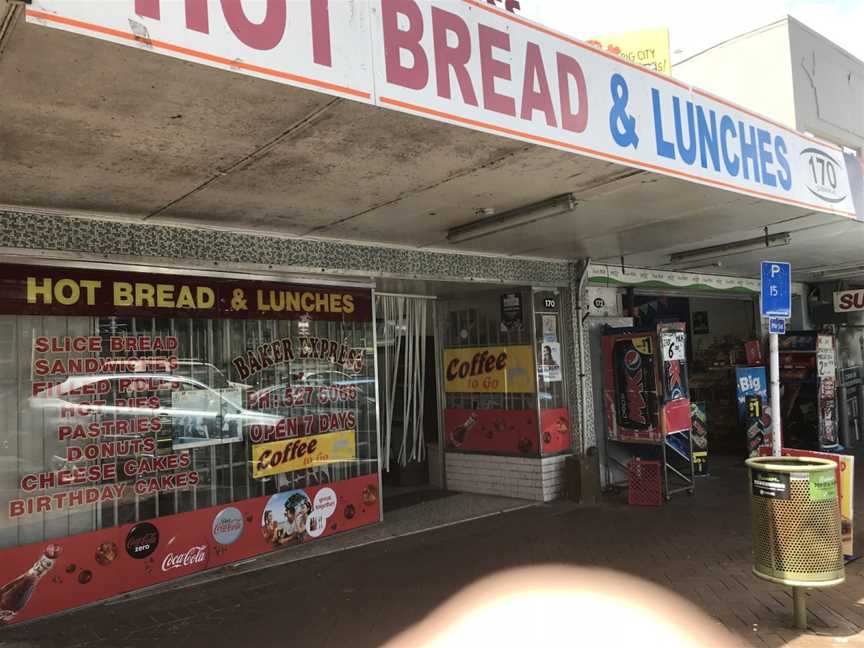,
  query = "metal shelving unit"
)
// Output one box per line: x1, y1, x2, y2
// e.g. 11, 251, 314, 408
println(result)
605, 430, 695, 501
